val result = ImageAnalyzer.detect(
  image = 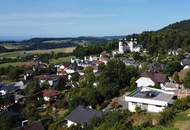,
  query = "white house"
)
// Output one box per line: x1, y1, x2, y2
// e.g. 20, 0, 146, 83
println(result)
125, 87, 175, 113
136, 77, 155, 87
